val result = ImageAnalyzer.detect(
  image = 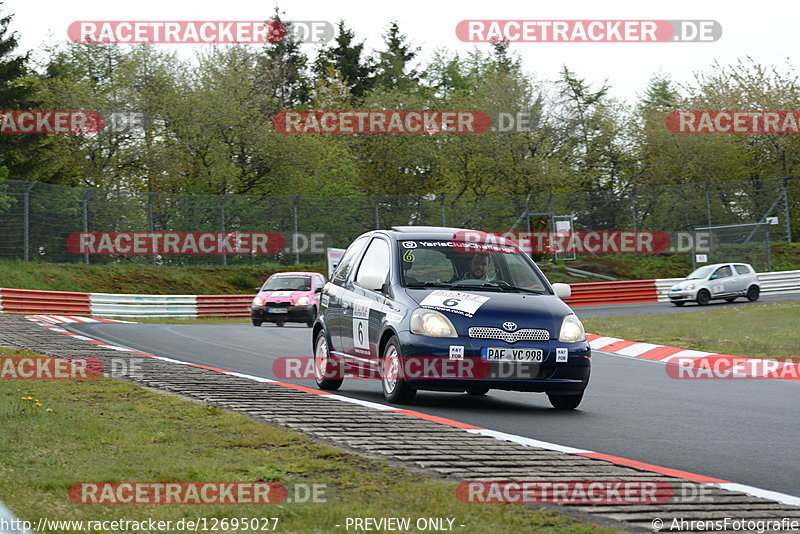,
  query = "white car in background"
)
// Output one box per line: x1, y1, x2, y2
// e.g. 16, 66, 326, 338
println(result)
668, 263, 761, 306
